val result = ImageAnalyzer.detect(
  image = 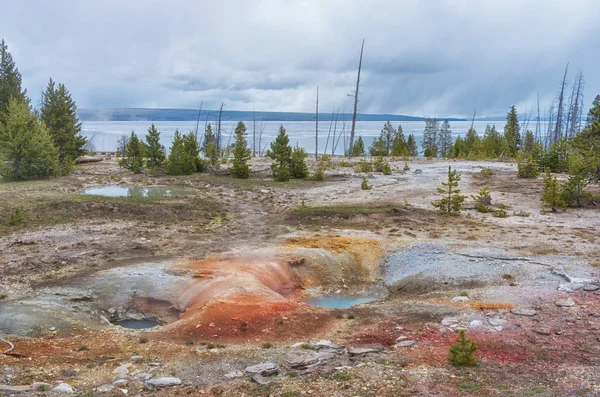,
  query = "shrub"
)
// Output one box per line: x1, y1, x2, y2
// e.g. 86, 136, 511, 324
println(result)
311, 164, 325, 181
472, 185, 492, 213
448, 330, 478, 367
79, 345, 88, 351
361, 176, 372, 190
185, 339, 194, 346
480, 167, 494, 177
139, 337, 148, 344
290, 147, 309, 179
517, 159, 539, 178
541, 169, 565, 212
261, 342, 273, 349
273, 165, 291, 182
373, 156, 388, 173
7, 208, 25, 226
382, 162, 392, 175
403, 162, 410, 172
491, 209, 509, 218
354, 159, 373, 173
